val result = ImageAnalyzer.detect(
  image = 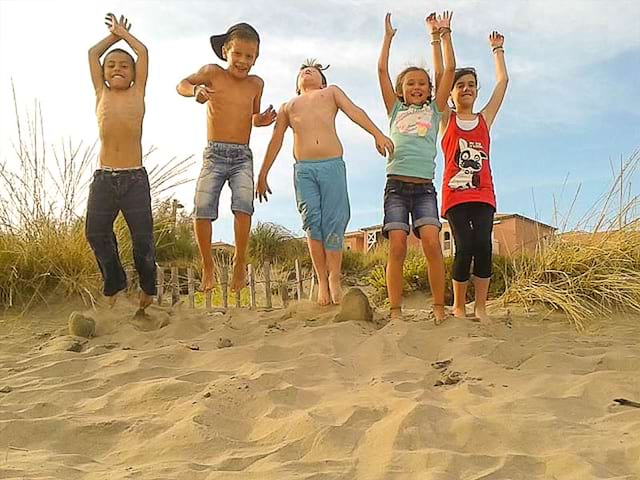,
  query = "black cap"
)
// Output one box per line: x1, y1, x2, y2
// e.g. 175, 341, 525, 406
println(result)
210, 23, 260, 60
